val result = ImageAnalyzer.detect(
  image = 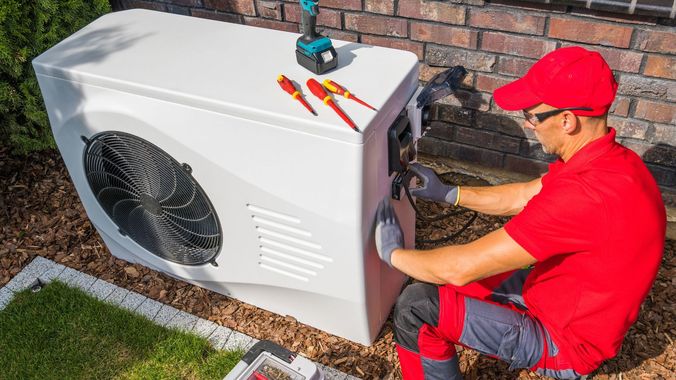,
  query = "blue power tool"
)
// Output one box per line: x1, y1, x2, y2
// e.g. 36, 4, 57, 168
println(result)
296, 0, 337, 74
